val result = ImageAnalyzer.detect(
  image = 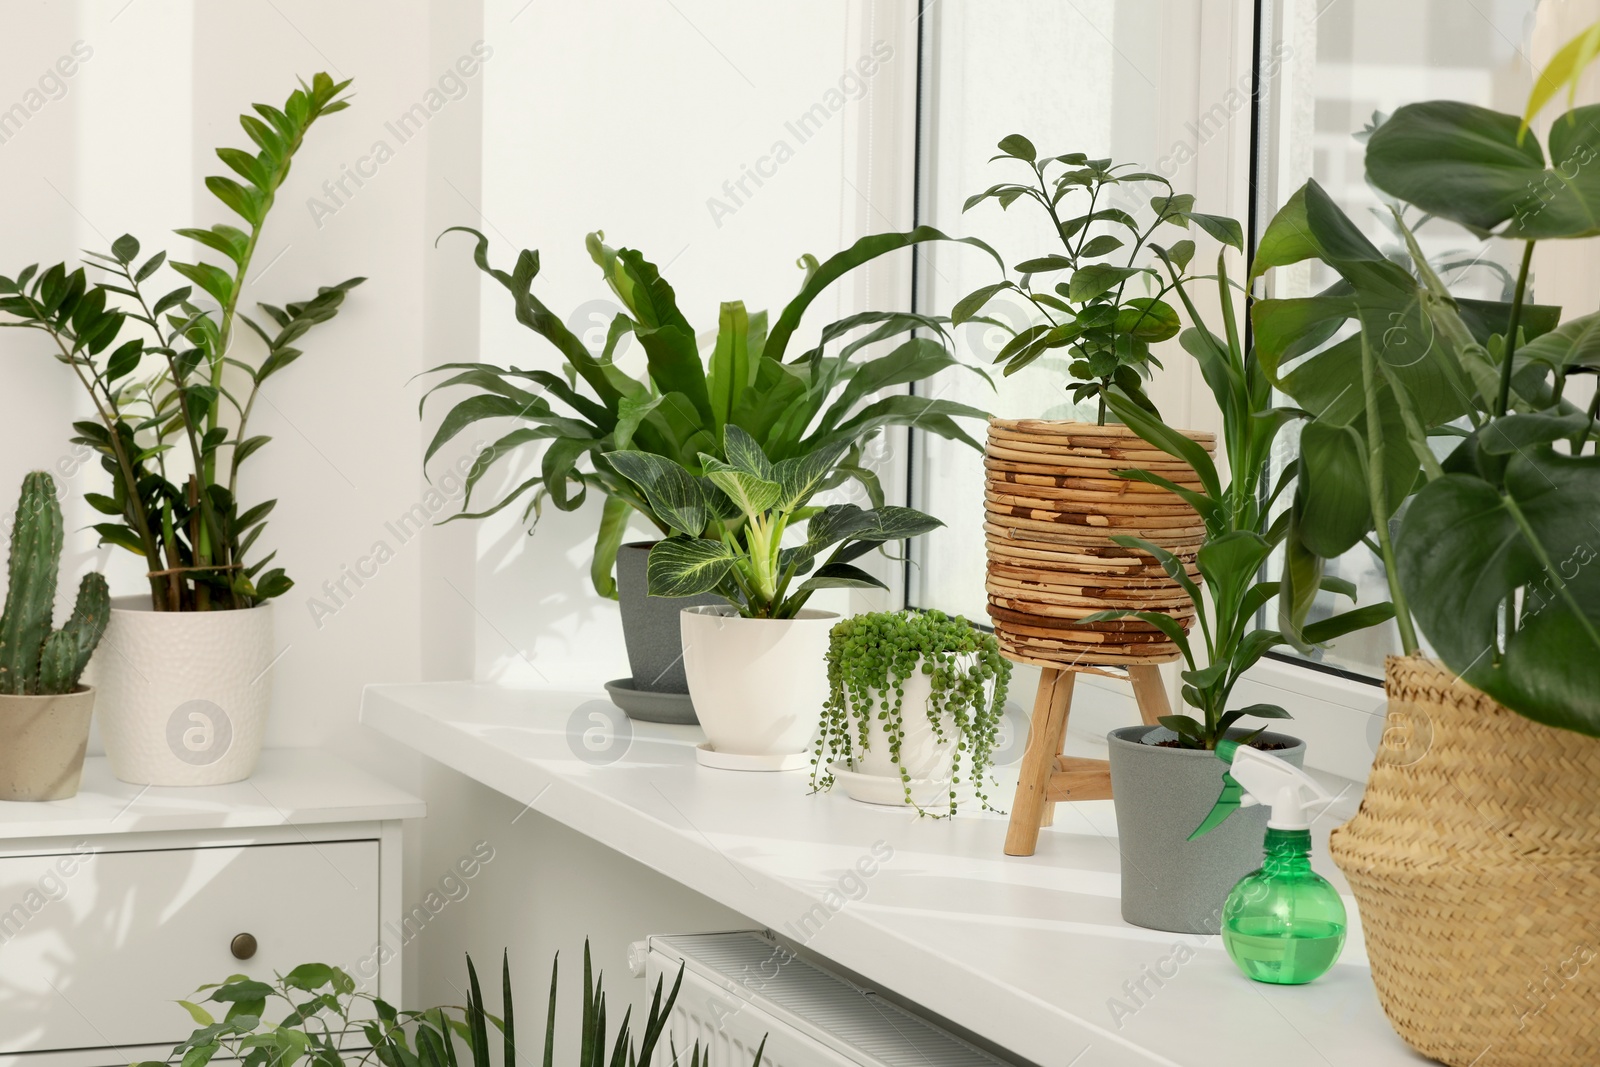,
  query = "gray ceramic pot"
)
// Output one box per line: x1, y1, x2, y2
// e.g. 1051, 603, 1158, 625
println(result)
0, 686, 96, 801
1108, 724, 1306, 934
615, 541, 721, 705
